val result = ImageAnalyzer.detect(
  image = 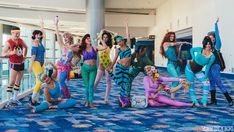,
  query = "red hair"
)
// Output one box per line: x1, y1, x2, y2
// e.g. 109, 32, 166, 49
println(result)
159, 32, 178, 58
